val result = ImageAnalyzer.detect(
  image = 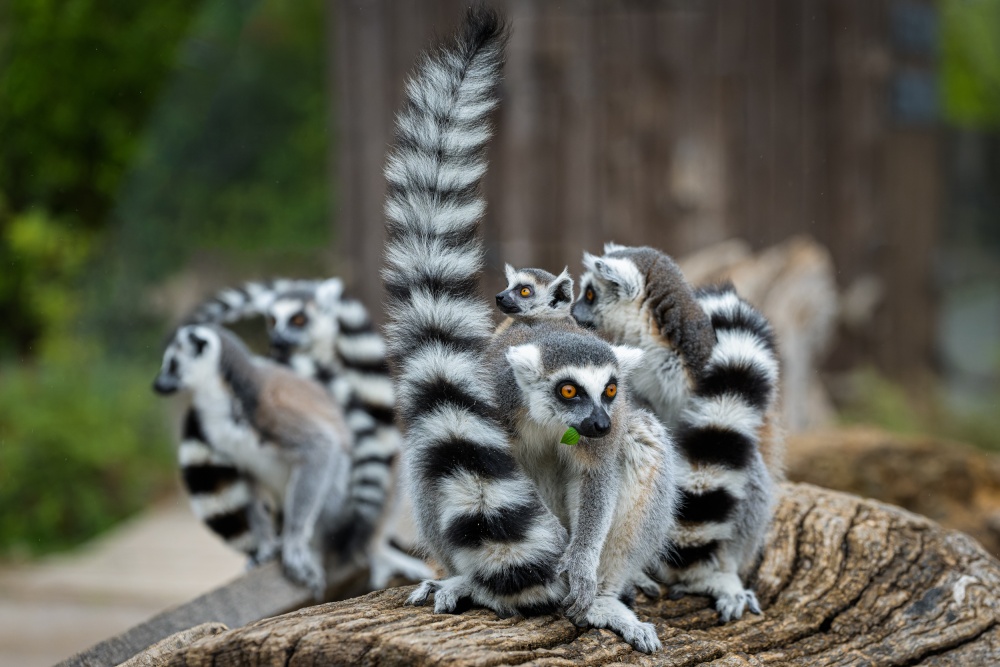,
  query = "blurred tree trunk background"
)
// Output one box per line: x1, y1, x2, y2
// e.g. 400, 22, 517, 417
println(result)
331, 0, 942, 383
